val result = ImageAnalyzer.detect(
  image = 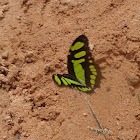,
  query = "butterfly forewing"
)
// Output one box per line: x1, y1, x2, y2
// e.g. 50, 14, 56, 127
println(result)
68, 35, 98, 88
